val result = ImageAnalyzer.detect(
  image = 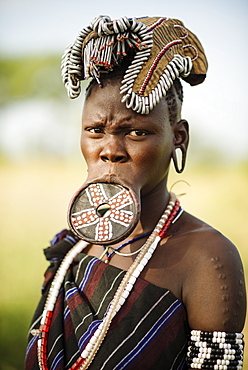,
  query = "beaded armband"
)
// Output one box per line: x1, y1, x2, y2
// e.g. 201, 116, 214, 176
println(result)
186, 330, 244, 369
